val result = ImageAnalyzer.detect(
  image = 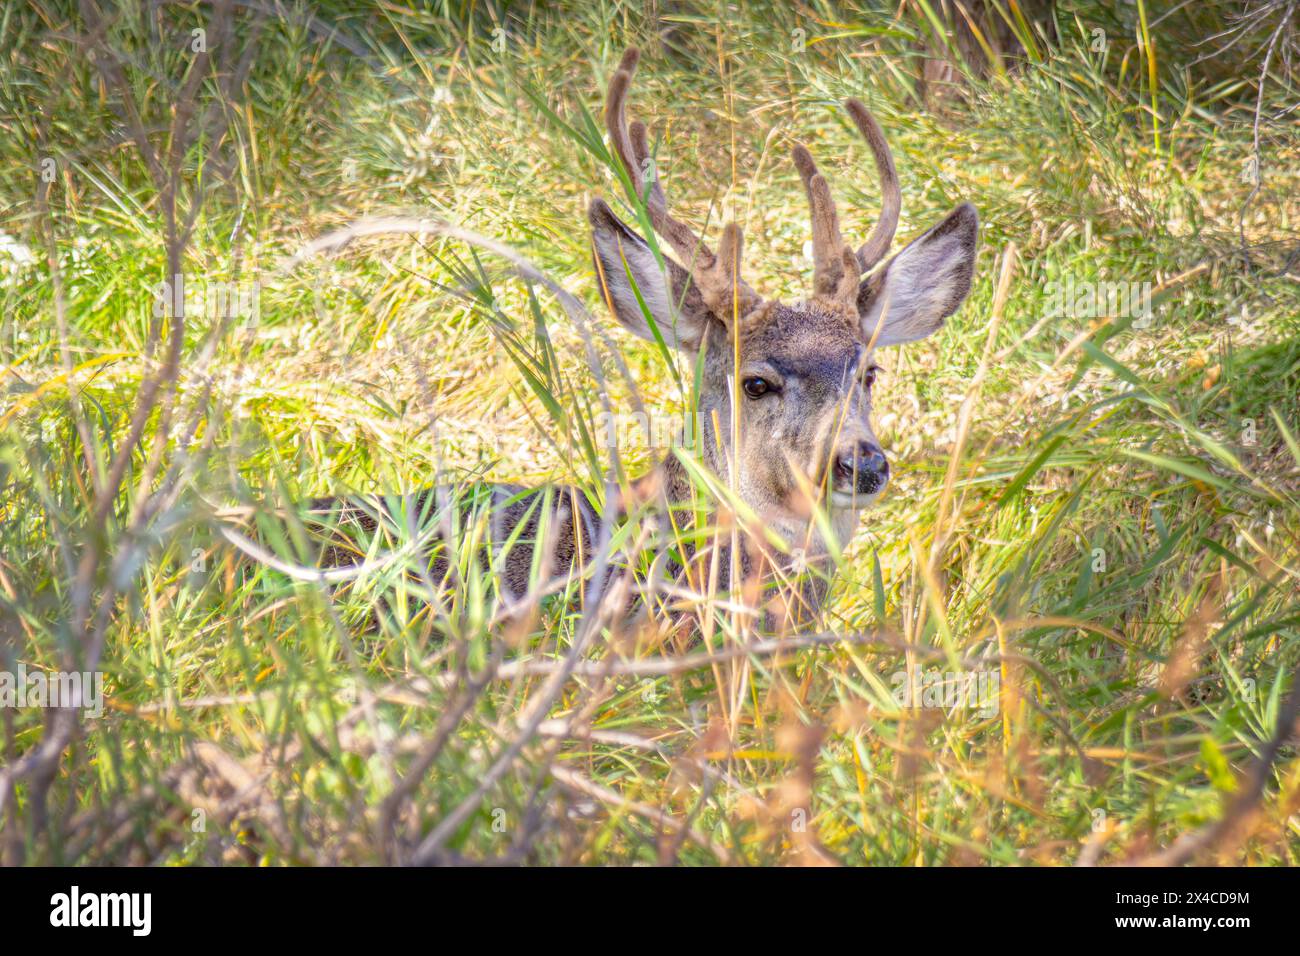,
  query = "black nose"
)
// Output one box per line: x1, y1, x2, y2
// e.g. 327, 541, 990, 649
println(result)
833, 442, 889, 494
